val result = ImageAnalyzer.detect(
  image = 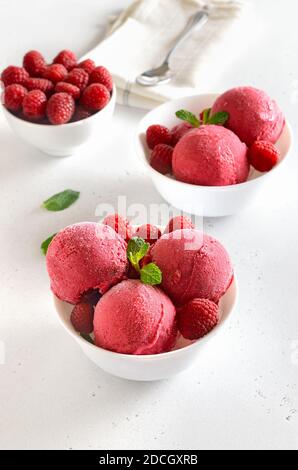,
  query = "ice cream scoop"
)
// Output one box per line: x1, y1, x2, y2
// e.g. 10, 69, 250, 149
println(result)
46, 222, 128, 304
173, 125, 249, 186
151, 229, 233, 305
211, 86, 285, 146
94, 279, 177, 355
